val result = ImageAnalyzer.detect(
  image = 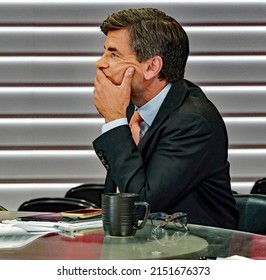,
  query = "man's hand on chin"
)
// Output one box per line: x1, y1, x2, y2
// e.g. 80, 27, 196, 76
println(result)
94, 67, 135, 123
